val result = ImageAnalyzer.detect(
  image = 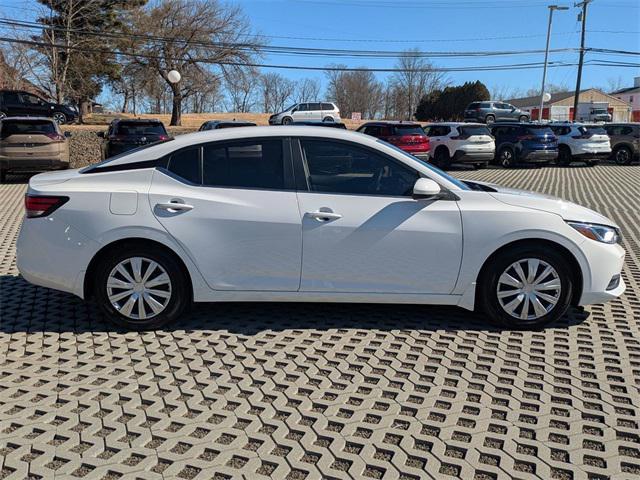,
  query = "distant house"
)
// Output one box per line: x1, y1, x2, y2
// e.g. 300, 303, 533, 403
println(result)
611, 77, 640, 122
507, 88, 632, 122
